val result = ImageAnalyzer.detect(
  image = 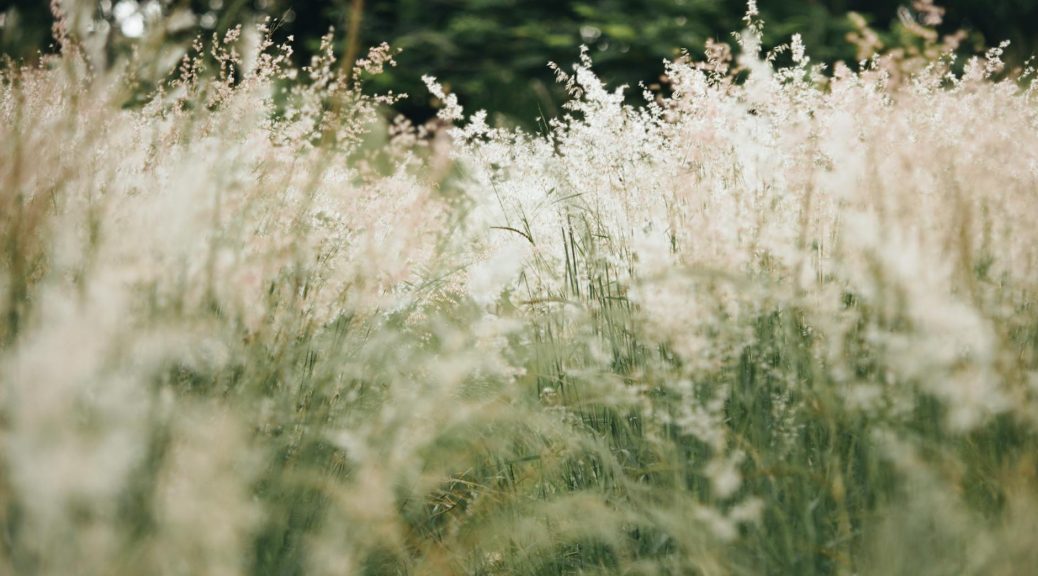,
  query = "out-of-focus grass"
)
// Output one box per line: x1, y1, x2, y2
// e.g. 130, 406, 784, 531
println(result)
2, 3, 1037, 576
